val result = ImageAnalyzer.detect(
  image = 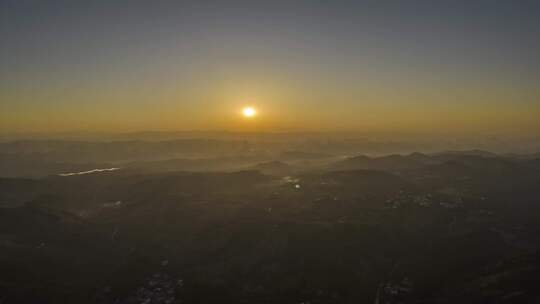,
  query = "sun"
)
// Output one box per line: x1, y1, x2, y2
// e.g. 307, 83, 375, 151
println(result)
242, 106, 257, 118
